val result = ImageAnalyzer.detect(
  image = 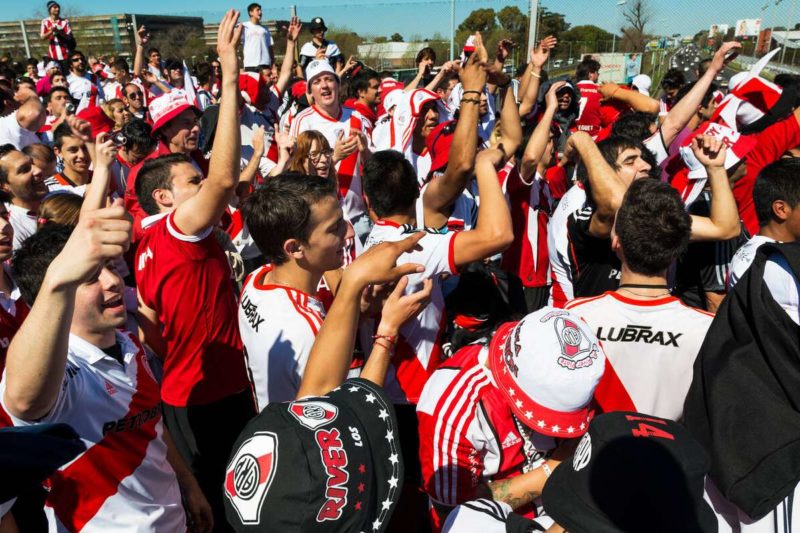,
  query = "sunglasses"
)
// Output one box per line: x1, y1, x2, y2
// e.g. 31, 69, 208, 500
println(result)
126, 91, 142, 99
70, 57, 83, 63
